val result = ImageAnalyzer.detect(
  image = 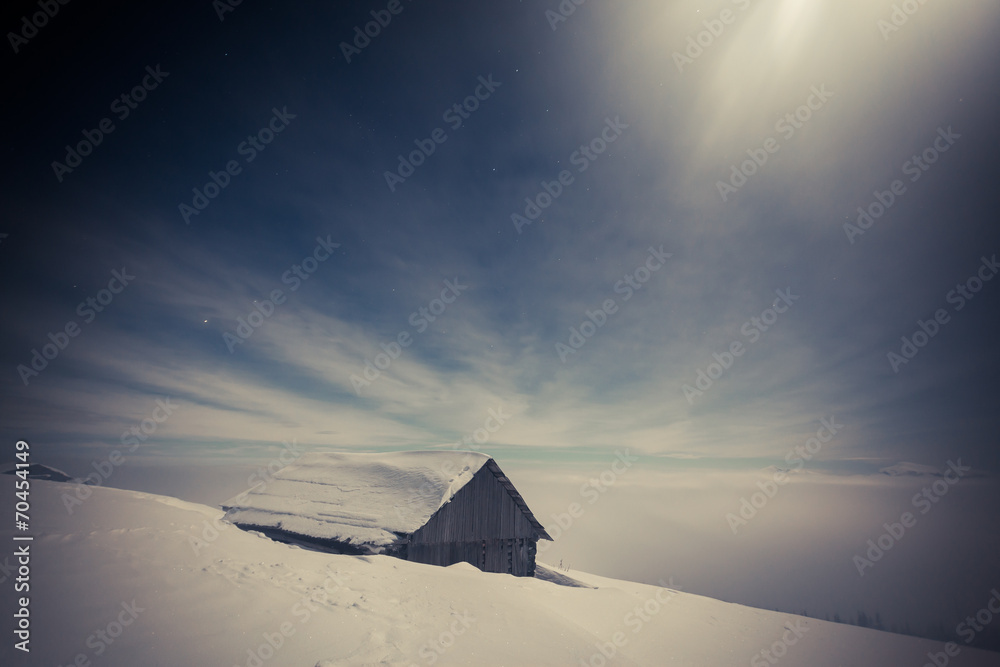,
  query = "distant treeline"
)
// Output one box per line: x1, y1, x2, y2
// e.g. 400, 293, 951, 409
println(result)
774, 608, 1000, 654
